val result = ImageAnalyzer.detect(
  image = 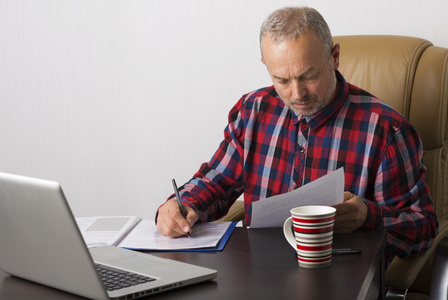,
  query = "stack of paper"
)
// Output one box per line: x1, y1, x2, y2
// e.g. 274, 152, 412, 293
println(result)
76, 217, 236, 251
